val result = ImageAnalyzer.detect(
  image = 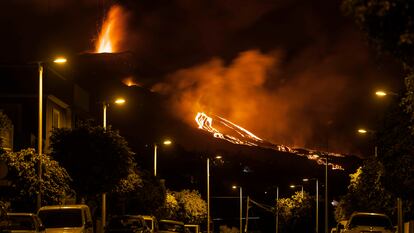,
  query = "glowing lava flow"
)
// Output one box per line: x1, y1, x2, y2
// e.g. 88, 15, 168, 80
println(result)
195, 112, 345, 170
